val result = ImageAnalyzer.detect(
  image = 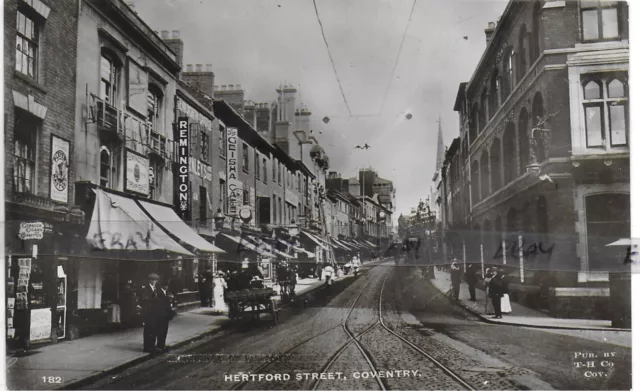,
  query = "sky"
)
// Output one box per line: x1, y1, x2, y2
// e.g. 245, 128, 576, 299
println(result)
133, 0, 509, 221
